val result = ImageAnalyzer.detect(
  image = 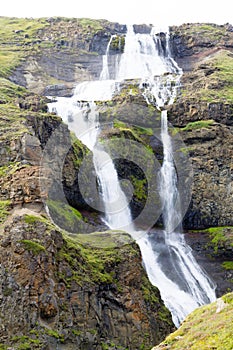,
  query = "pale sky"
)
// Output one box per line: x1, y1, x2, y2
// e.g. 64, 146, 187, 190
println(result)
1, 0, 232, 27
